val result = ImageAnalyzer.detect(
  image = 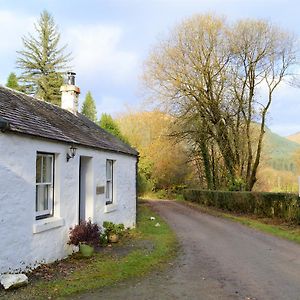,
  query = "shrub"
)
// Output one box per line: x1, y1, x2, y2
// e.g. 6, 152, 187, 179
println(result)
183, 189, 300, 224
155, 189, 168, 199
68, 219, 100, 247
137, 172, 155, 195
103, 221, 125, 236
